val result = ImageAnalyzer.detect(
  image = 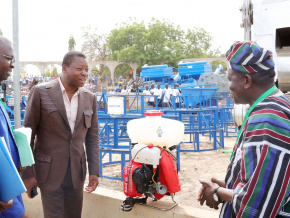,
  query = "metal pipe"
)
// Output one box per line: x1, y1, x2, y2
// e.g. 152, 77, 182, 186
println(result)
12, 0, 21, 128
